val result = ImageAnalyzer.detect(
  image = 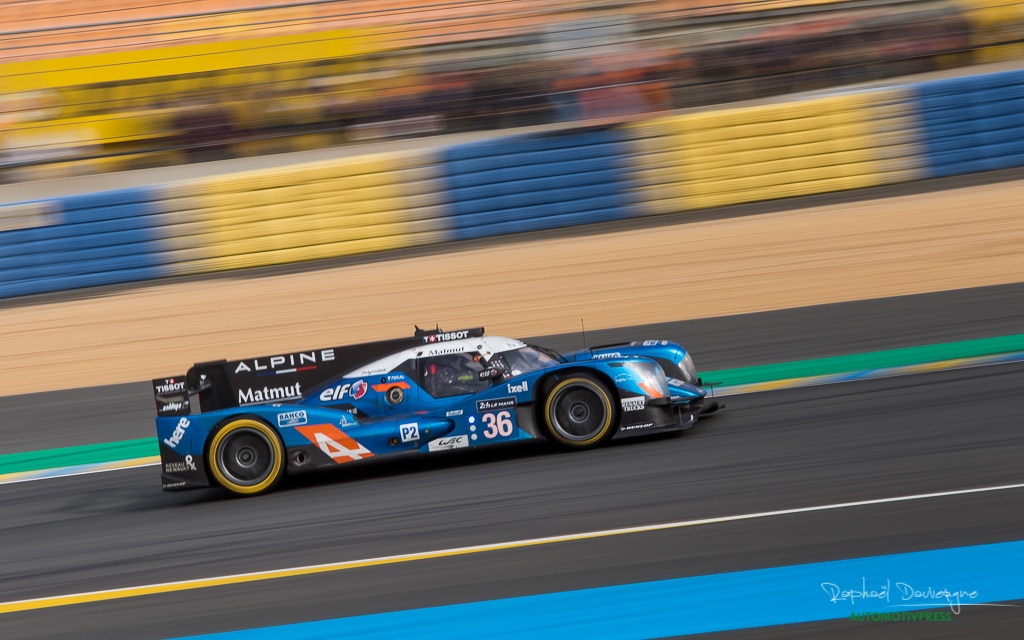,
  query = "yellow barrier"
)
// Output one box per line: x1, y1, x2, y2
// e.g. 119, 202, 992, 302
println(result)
954, 0, 1024, 63
0, 28, 390, 93
628, 88, 925, 213
154, 150, 450, 276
